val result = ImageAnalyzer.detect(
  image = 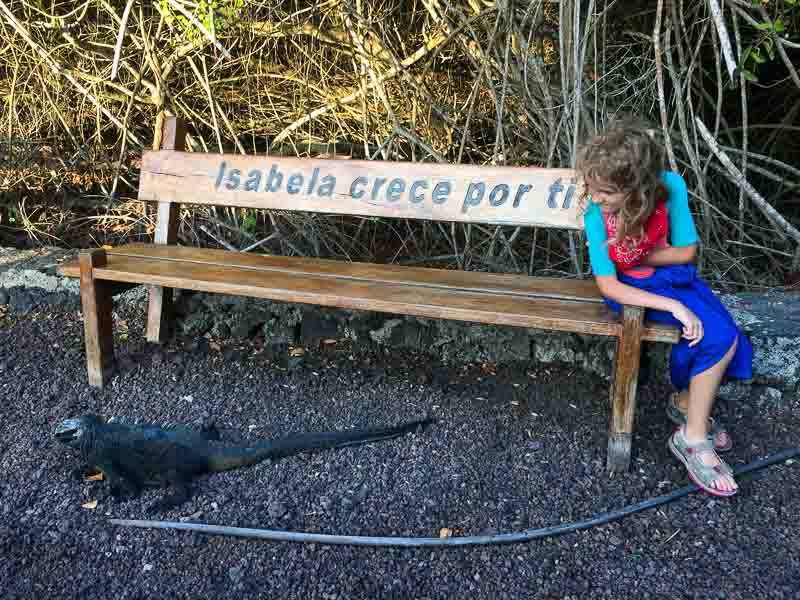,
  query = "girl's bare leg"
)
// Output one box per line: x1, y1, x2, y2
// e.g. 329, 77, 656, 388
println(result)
675, 392, 732, 449
679, 338, 739, 493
